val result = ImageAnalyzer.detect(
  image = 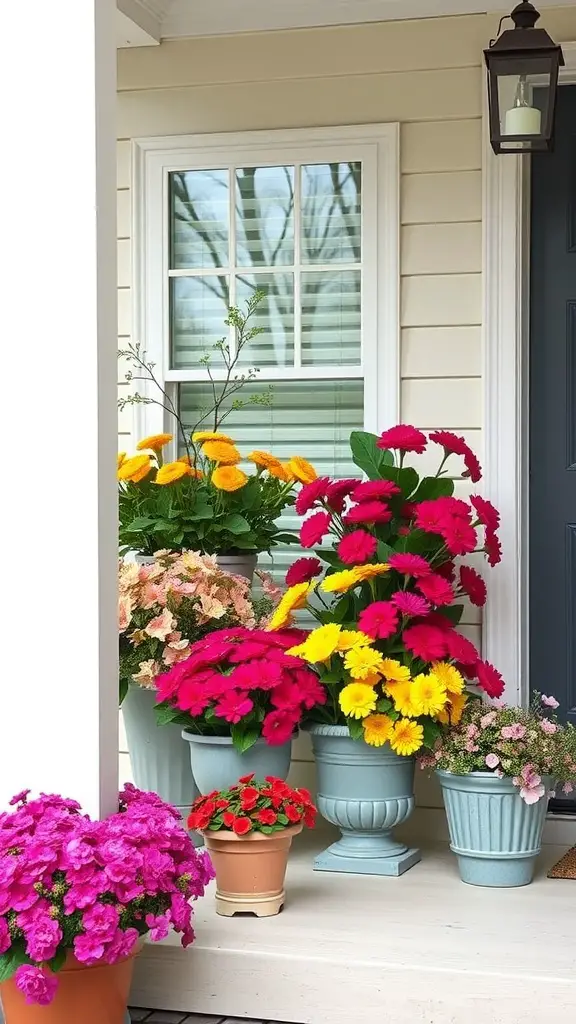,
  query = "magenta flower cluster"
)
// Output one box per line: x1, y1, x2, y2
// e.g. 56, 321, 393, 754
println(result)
0, 785, 214, 1005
